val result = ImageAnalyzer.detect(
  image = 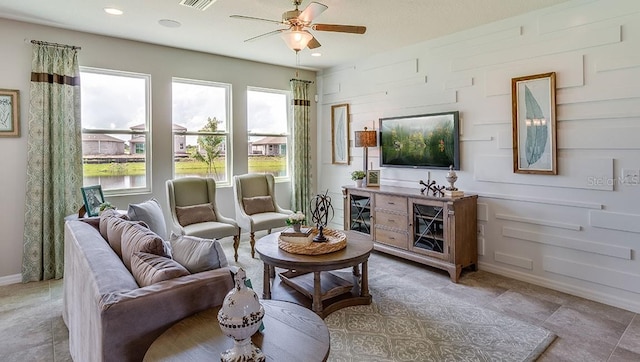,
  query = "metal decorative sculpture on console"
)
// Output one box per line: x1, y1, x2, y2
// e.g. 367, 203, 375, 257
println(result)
310, 190, 334, 242
419, 176, 445, 197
